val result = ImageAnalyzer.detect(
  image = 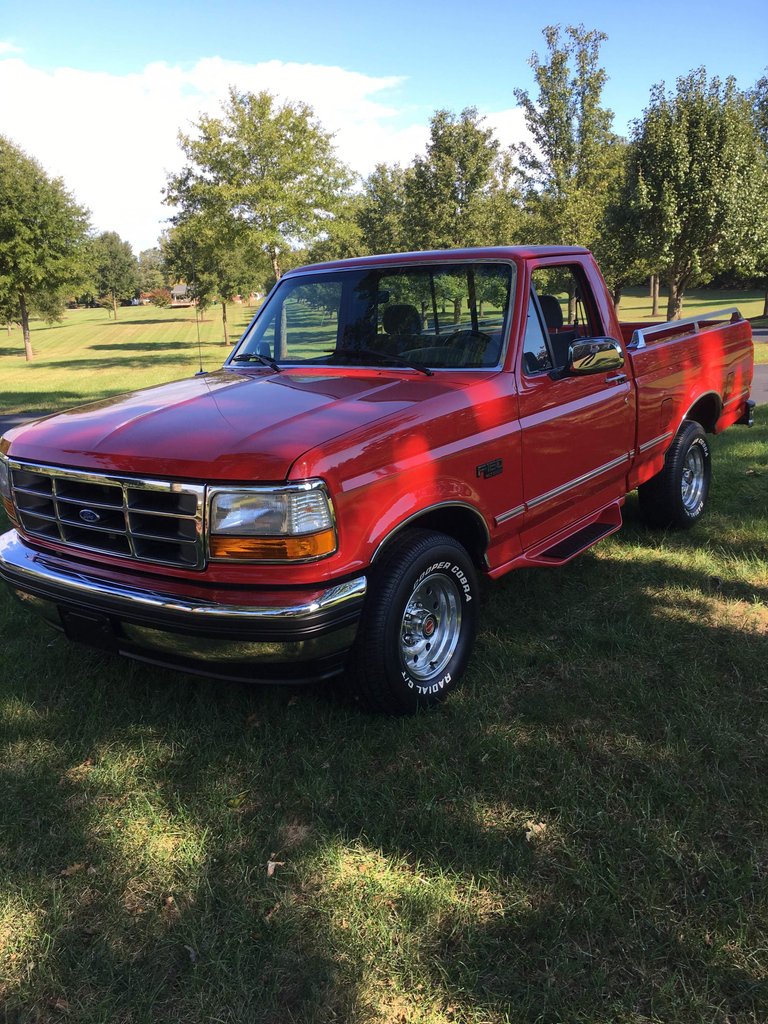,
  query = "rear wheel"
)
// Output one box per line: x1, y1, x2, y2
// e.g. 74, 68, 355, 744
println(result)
348, 529, 478, 714
638, 420, 711, 529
